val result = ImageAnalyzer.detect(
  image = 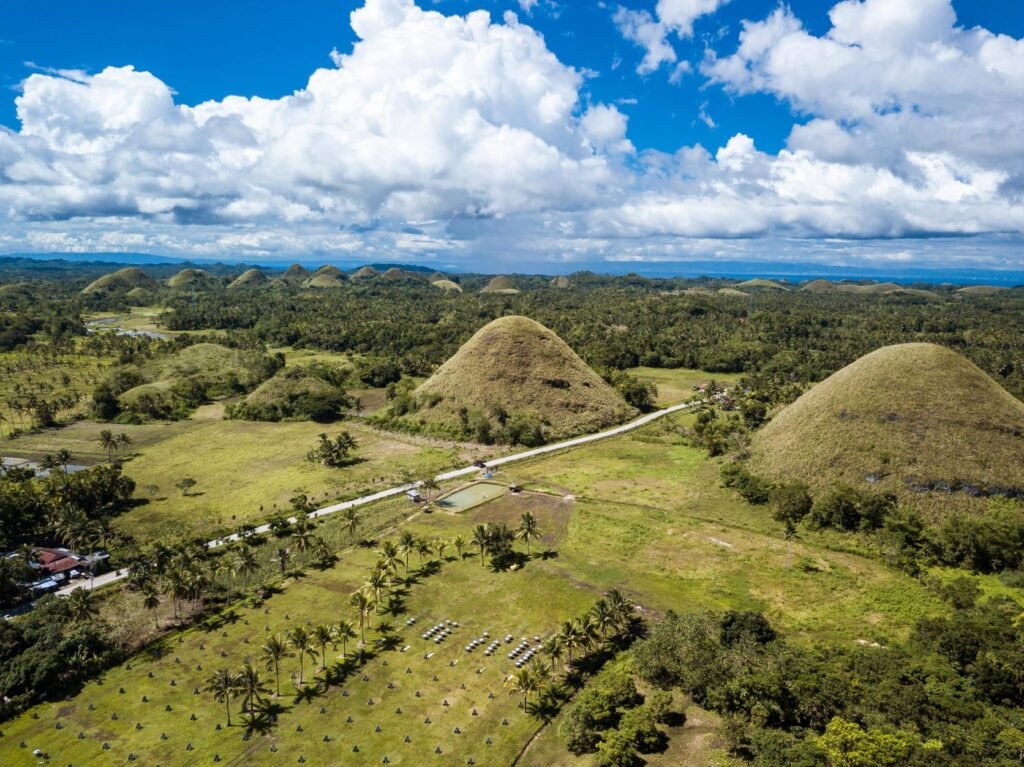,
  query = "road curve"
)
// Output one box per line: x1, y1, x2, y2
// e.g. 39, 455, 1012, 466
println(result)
53, 400, 697, 598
